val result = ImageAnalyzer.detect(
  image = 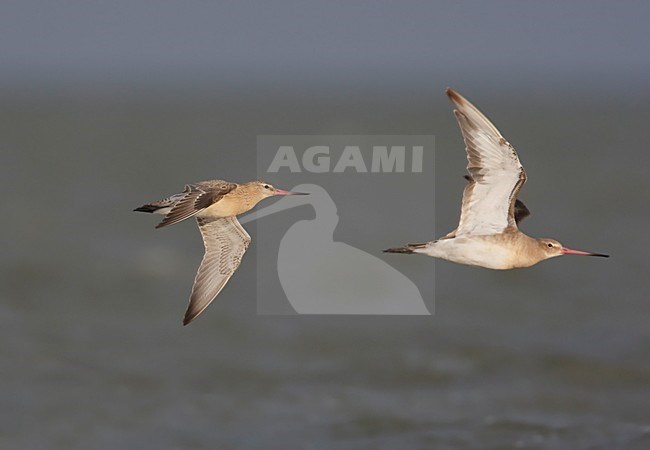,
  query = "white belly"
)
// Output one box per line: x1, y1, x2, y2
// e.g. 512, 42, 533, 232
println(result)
416, 237, 517, 270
